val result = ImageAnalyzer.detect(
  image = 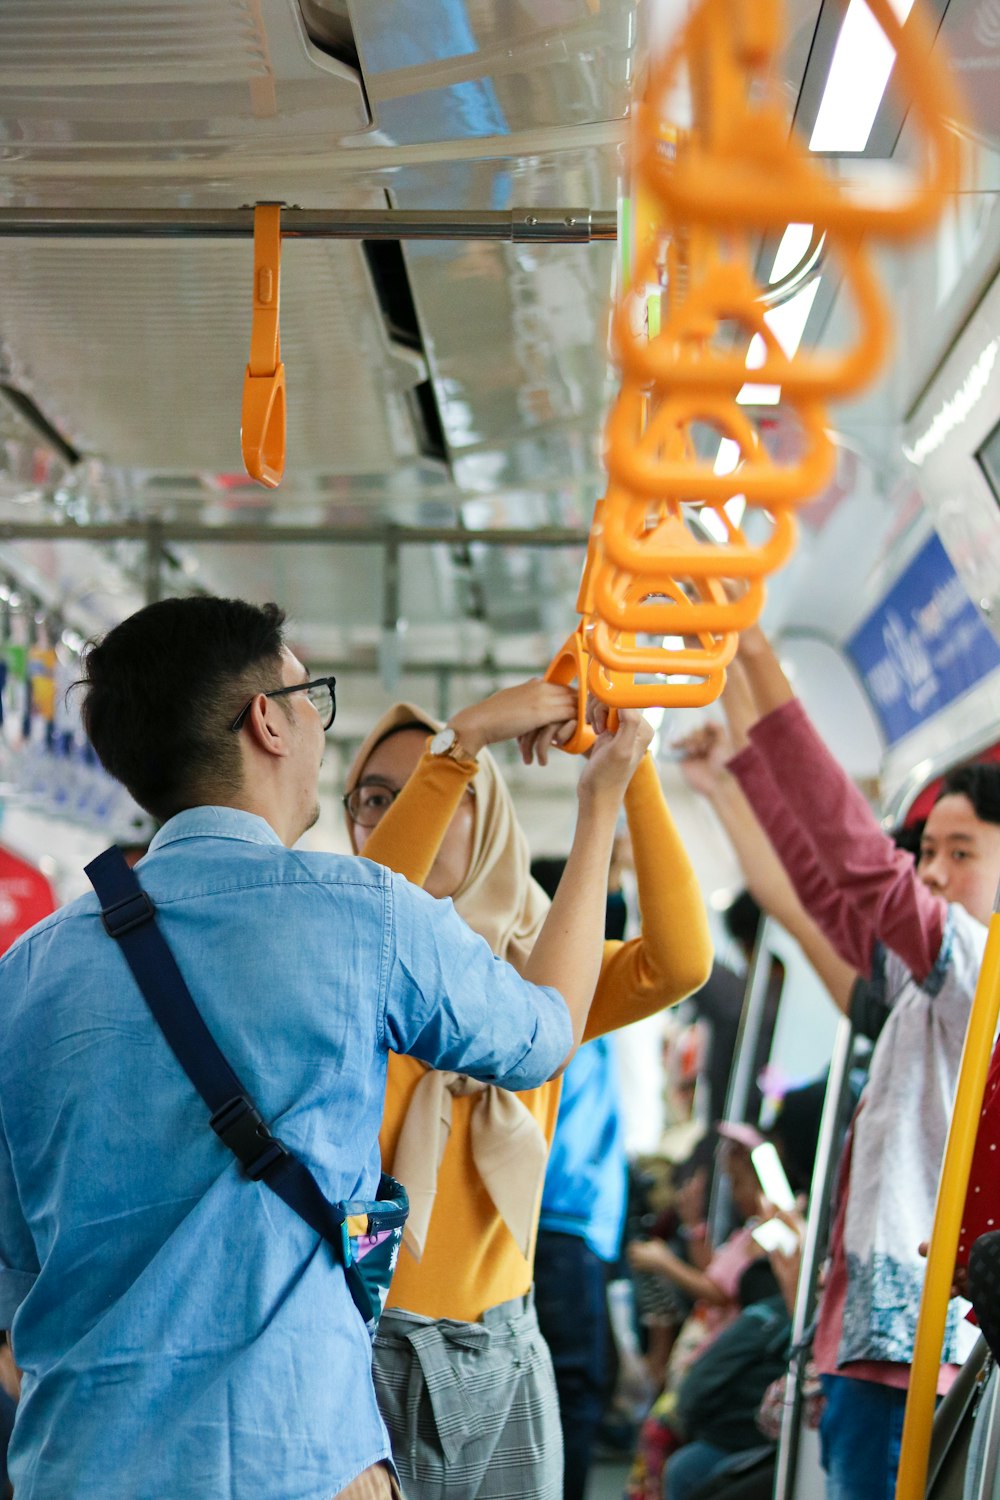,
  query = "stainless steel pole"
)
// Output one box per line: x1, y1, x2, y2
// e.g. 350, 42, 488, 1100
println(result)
0, 208, 617, 242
